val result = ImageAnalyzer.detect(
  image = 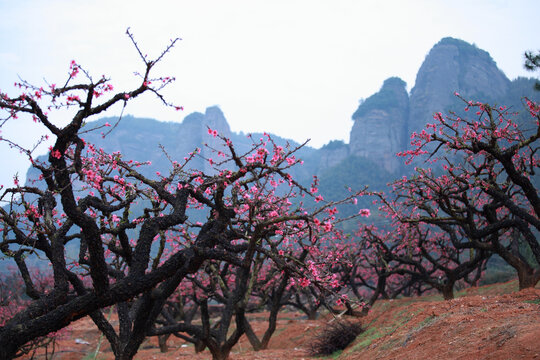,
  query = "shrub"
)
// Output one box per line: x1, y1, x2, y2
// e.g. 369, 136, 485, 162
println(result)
309, 320, 363, 356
